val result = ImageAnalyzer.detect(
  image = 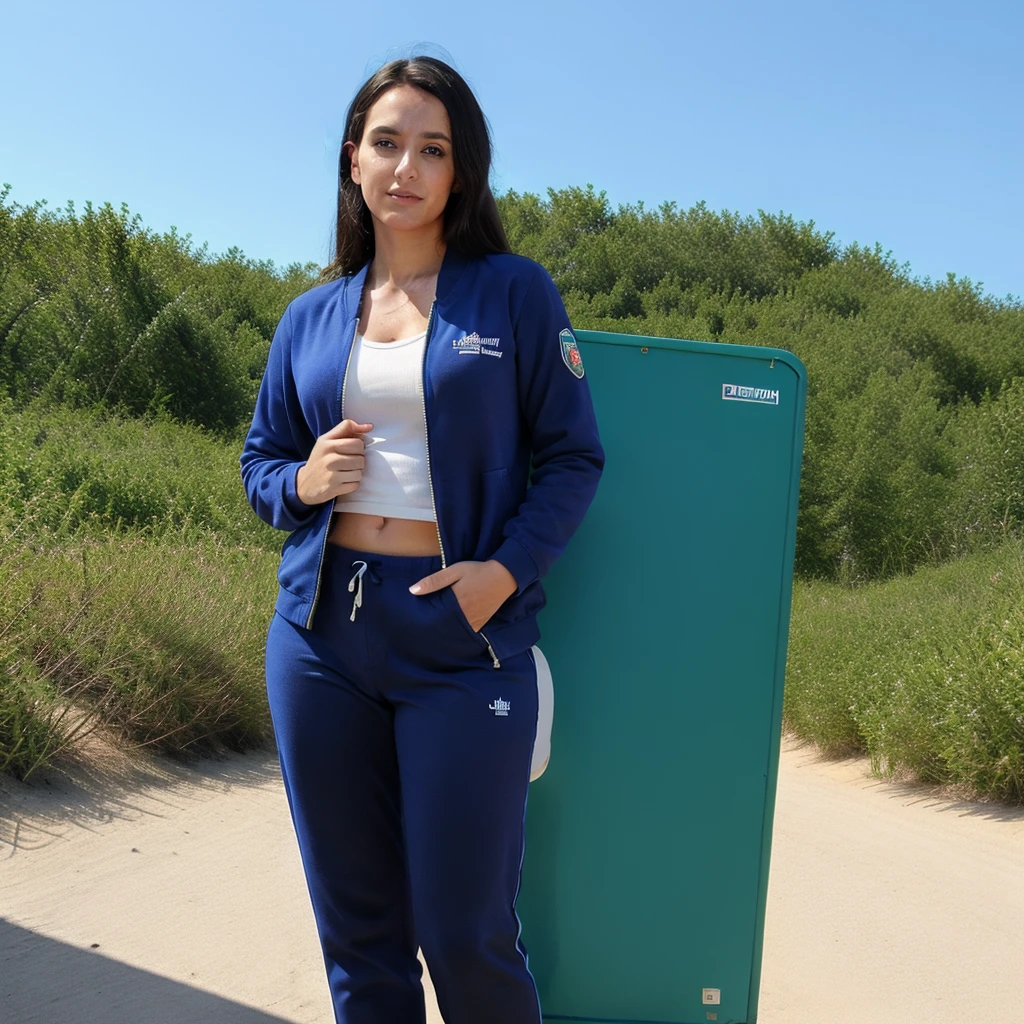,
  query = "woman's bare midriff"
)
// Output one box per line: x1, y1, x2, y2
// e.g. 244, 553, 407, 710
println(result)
327, 510, 442, 557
